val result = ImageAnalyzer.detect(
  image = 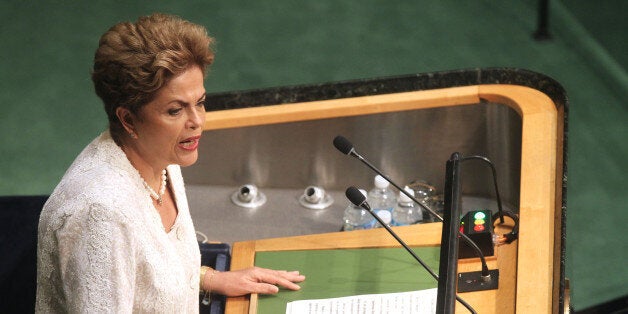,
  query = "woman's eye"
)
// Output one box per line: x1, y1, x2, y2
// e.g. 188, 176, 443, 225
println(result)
196, 100, 206, 110
168, 108, 182, 116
